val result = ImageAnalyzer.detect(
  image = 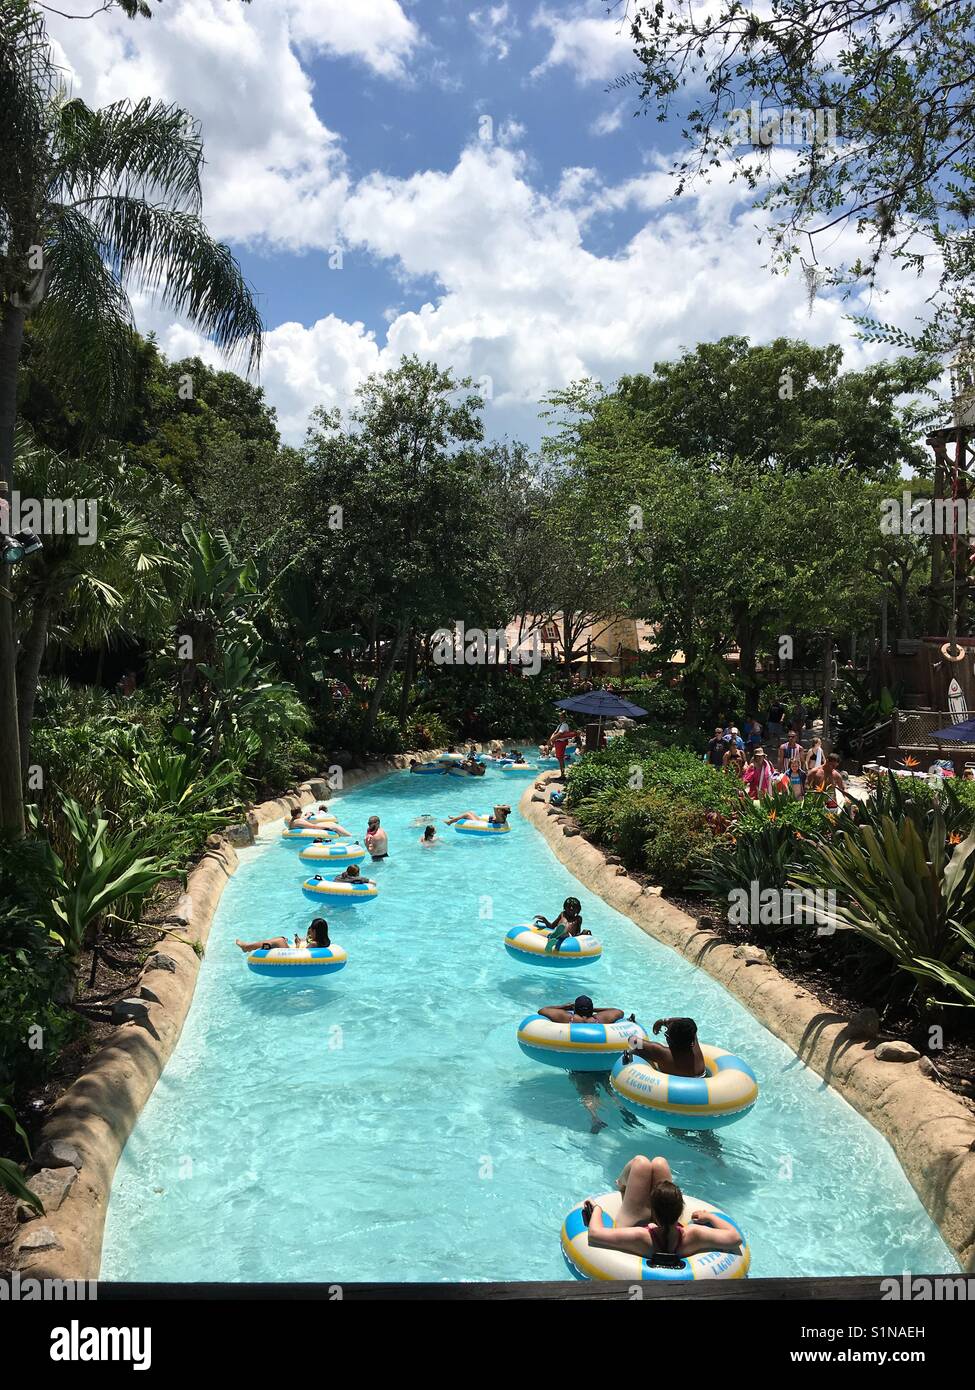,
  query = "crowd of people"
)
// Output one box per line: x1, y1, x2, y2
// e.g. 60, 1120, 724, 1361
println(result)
705, 708, 846, 807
